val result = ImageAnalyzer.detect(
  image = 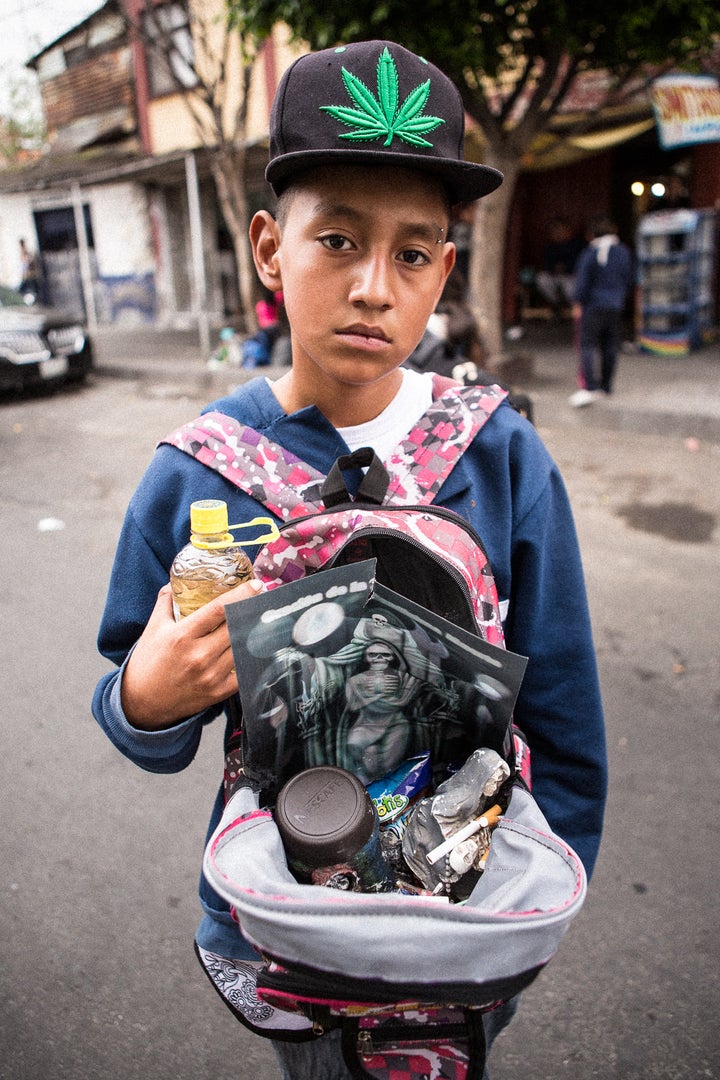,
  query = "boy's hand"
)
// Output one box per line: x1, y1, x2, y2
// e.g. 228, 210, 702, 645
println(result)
121, 580, 262, 730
